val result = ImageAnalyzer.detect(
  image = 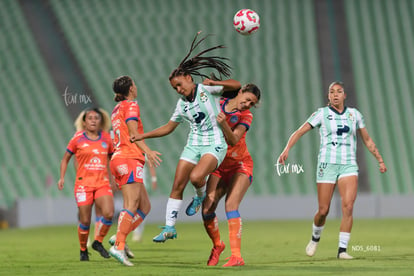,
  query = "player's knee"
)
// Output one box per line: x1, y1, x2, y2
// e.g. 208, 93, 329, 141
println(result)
342, 202, 354, 215
189, 172, 205, 187
318, 206, 330, 217
79, 218, 91, 227
102, 209, 114, 220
